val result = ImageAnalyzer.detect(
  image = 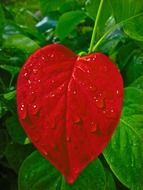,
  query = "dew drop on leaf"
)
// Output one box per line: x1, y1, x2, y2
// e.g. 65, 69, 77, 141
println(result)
50, 93, 55, 97
66, 136, 71, 143
19, 103, 27, 119
95, 96, 105, 109
33, 68, 38, 74
28, 79, 32, 84
23, 72, 28, 78
90, 122, 97, 133
73, 90, 77, 95
106, 108, 116, 118
73, 116, 82, 125
30, 104, 40, 115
